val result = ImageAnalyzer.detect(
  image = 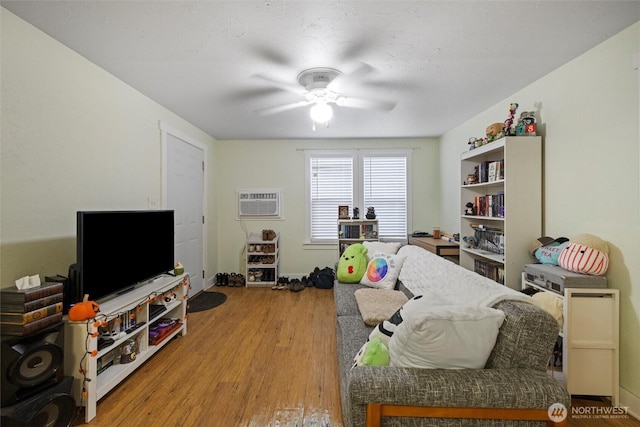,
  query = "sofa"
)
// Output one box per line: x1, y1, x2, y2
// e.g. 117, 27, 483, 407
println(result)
334, 244, 570, 427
